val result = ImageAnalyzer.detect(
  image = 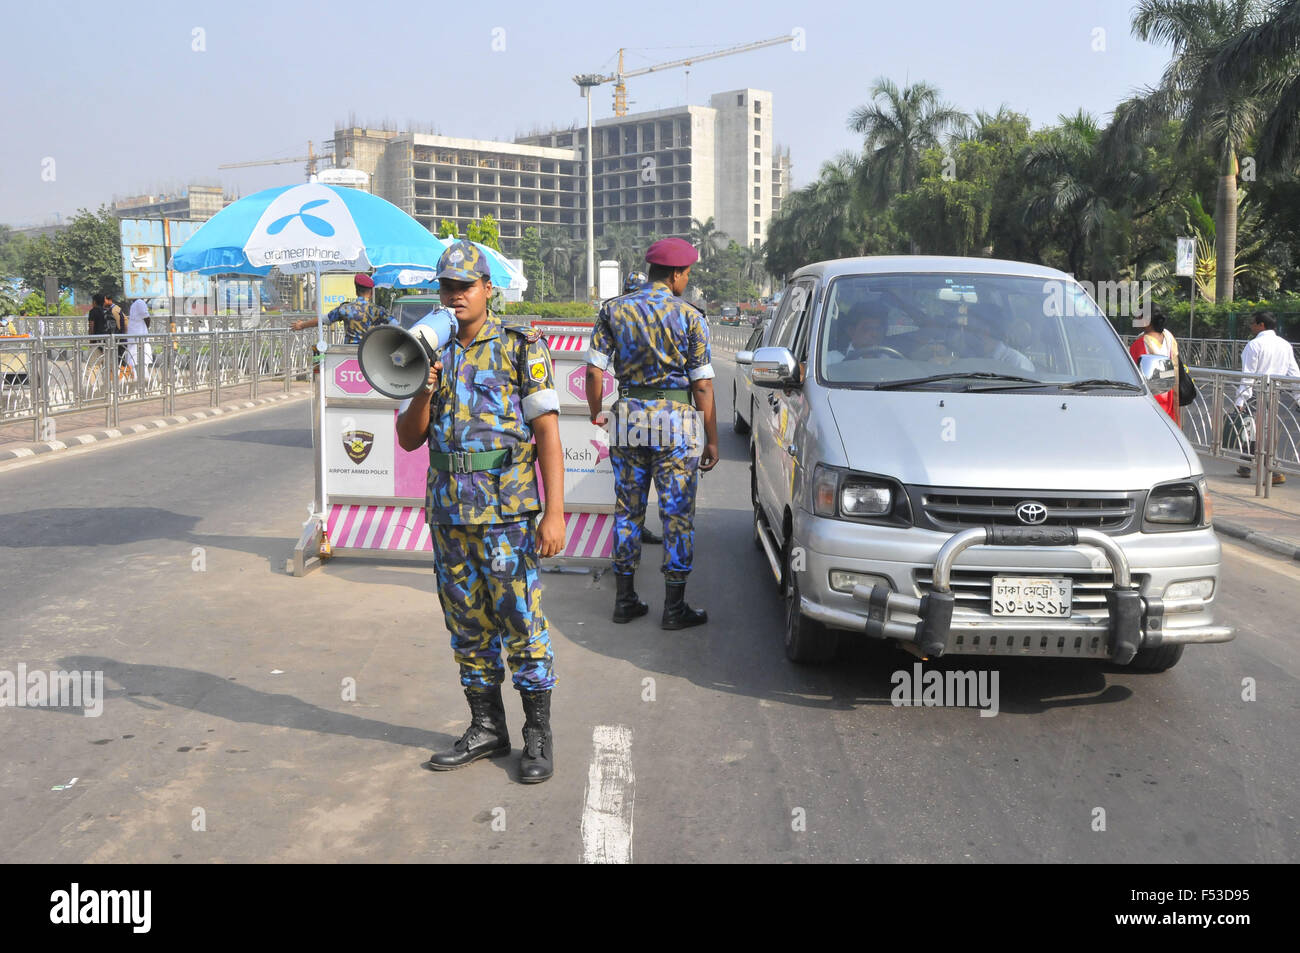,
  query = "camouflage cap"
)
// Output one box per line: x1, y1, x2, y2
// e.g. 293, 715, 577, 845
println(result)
436, 240, 491, 282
